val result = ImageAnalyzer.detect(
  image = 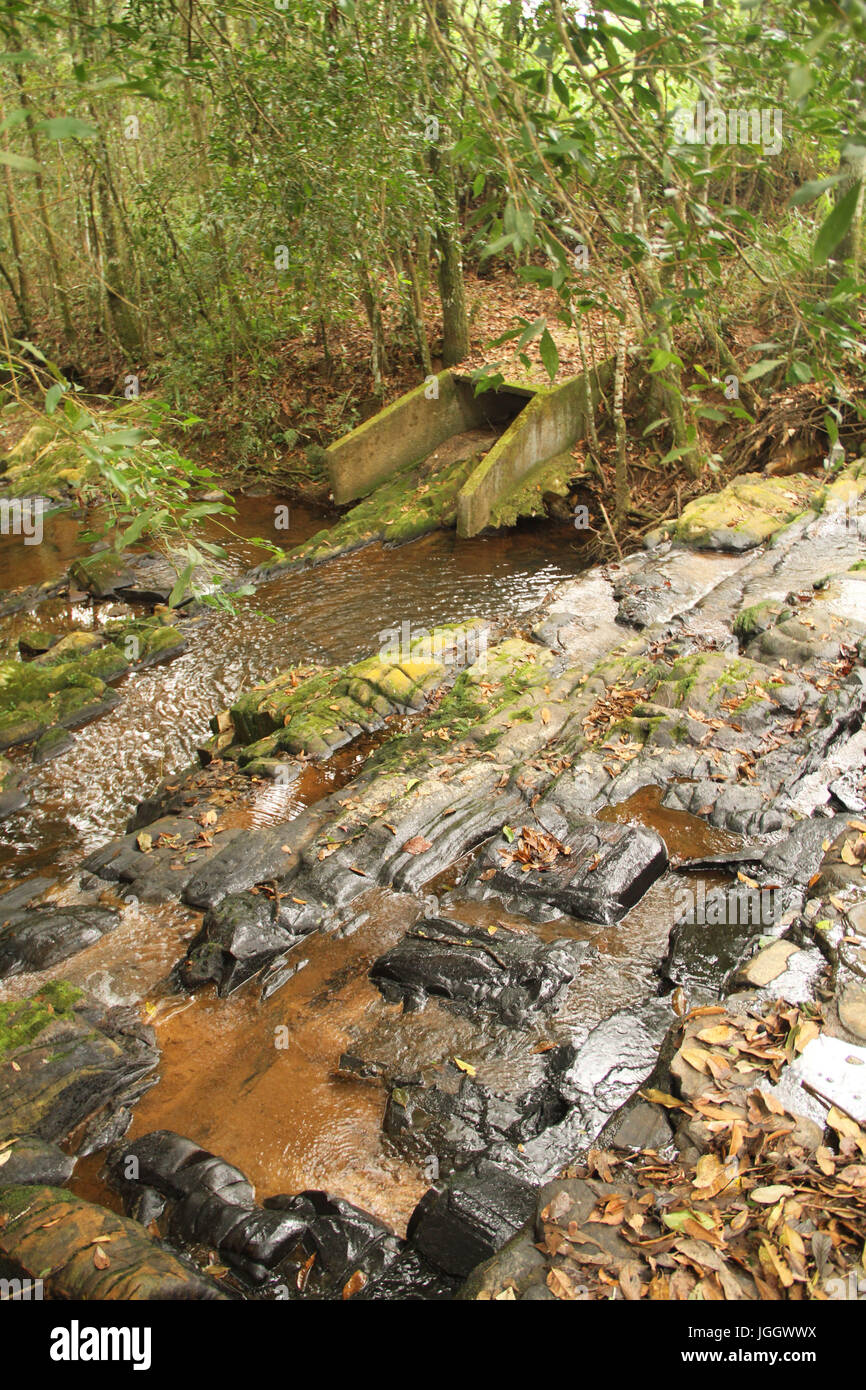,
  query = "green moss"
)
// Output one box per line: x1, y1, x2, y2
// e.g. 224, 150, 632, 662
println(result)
276, 447, 481, 569
0, 981, 82, 1058
850, 559, 866, 572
